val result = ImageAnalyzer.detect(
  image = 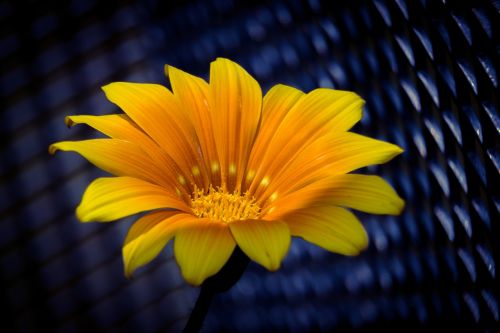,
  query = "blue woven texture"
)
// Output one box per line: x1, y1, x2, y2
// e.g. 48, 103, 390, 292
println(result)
0, 0, 498, 332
